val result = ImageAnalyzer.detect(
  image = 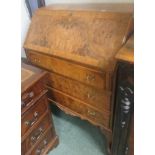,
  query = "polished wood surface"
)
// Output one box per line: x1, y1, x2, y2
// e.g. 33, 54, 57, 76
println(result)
21, 63, 47, 94
44, 3, 133, 12
26, 50, 107, 89
21, 68, 34, 83
128, 115, 134, 155
24, 4, 133, 71
47, 72, 111, 111
21, 81, 46, 111
26, 127, 58, 155
24, 114, 51, 152
21, 94, 48, 136
112, 34, 134, 155
48, 87, 110, 128
21, 63, 58, 155
111, 62, 134, 155
115, 34, 134, 63
24, 4, 134, 154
